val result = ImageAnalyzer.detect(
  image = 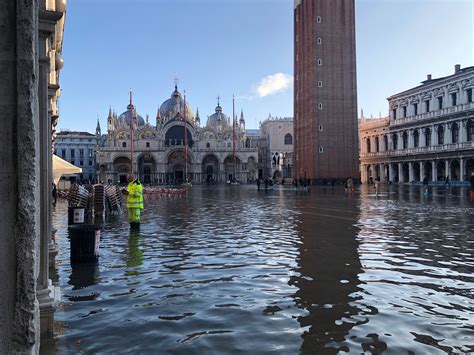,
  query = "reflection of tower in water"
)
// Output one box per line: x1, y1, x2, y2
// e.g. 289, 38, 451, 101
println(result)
292, 198, 364, 353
